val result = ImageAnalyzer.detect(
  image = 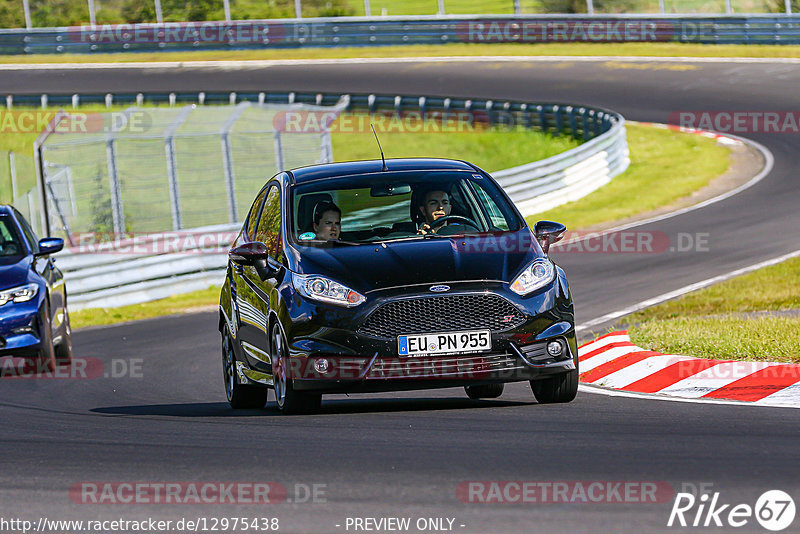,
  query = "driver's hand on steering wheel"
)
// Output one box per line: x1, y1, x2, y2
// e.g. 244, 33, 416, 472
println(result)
417, 223, 433, 235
